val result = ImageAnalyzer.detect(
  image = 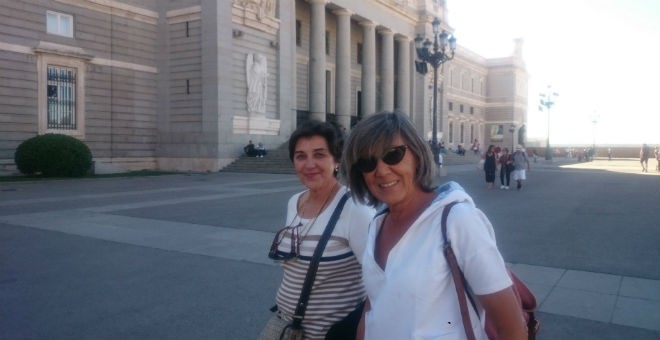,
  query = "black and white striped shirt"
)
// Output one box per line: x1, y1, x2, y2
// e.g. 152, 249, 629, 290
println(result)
274, 187, 373, 339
